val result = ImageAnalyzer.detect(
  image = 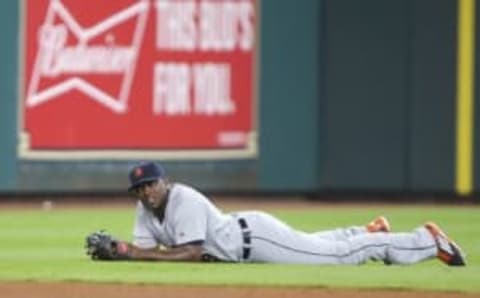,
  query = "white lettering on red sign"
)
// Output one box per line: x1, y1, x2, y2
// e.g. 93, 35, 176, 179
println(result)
193, 63, 234, 115
155, 0, 196, 51
23, 0, 255, 153
153, 63, 191, 115
26, 0, 149, 113
153, 62, 235, 116
155, 0, 254, 51
39, 25, 135, 76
